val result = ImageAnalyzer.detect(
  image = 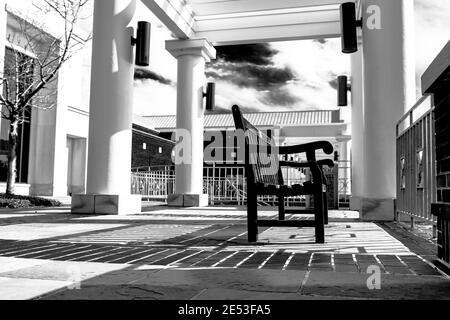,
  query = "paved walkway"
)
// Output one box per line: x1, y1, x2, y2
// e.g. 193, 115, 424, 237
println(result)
0, 206, 449, 300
